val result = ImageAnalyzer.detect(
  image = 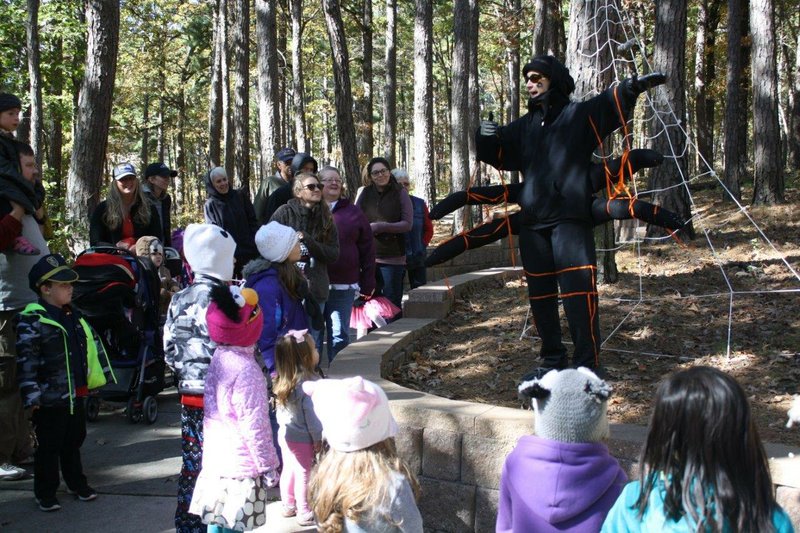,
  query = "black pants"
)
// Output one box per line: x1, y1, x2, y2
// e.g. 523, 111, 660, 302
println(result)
32, 399, 88, 500
519, 221, 601, 370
